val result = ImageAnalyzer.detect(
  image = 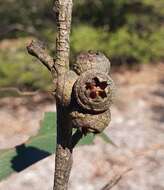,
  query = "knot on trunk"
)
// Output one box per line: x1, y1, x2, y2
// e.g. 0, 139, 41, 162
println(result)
72, 51, 111, 75
71, 52, 114, 133
74, 70, 114, 113
70, 110, 111, 134
56, 70, 78, 106
55, 51, 114, 134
